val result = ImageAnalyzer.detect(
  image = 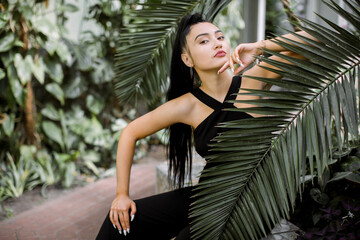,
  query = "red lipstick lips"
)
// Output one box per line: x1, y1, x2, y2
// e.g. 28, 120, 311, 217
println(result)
214, 50, 226, 57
